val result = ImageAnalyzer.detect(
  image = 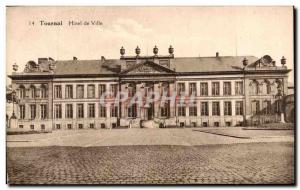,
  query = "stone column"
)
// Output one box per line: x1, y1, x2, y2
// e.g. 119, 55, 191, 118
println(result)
154, 83, 160, 118
207, 81, 211, 96
61, 84, 65, 99
168, 82, 174, 117
220, 100, 224, 116
232, 100, 236, 116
